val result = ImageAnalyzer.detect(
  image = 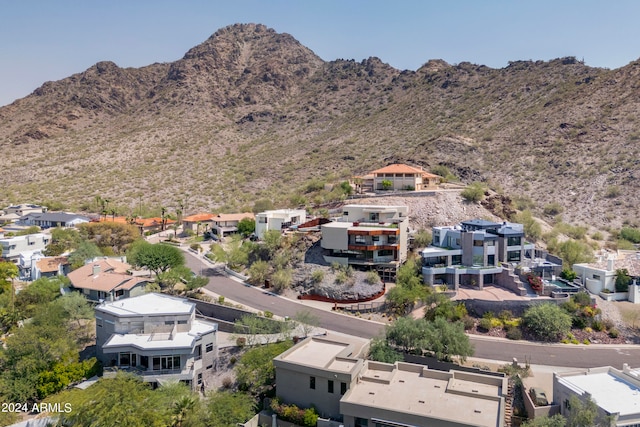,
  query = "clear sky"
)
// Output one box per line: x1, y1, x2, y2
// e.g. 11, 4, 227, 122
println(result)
1, 0, 639, 107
